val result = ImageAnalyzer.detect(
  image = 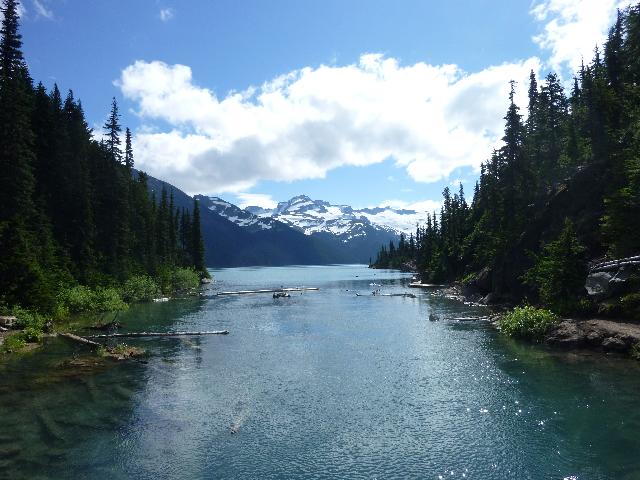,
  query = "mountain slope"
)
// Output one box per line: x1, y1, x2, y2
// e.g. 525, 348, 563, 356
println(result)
246, 195, 429, 237
142, 174, 352, 266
